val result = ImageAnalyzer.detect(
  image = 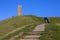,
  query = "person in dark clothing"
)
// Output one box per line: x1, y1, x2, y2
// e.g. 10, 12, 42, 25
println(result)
44, 17, 50, 23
